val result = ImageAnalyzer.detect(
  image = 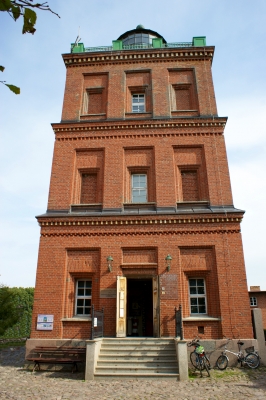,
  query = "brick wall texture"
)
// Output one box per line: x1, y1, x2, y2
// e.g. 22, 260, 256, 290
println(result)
30, 40, 253, 341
